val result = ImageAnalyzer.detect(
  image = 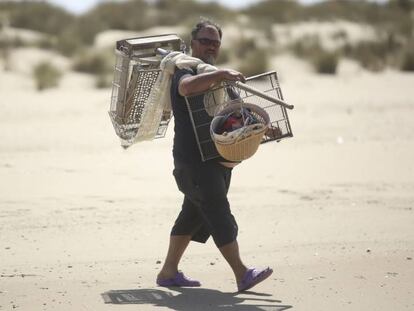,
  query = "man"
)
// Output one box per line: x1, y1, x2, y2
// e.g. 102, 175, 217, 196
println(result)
156, 19, 273, 292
